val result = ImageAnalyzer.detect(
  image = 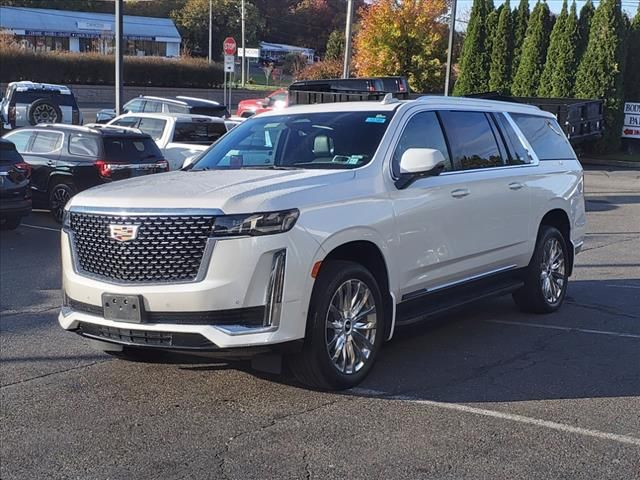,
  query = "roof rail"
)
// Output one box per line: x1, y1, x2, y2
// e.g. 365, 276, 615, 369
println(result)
175, 95, 220, 105
142, 95, 187, 105
38, 124, 95, 132
86, 124, 143, 134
